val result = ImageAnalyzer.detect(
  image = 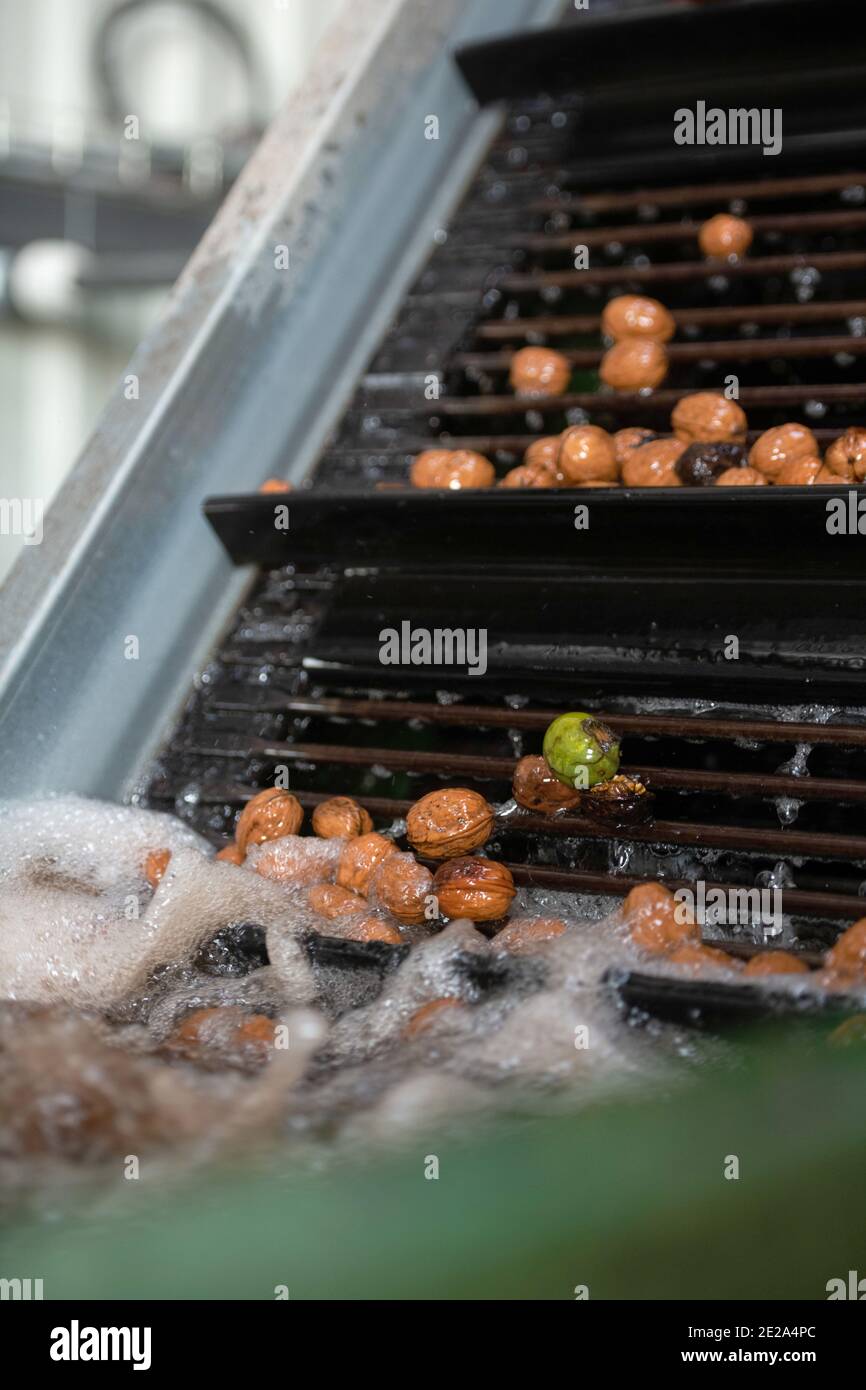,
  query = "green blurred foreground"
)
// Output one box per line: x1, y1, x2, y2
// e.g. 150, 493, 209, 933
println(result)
3, 1019, 864, 1299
